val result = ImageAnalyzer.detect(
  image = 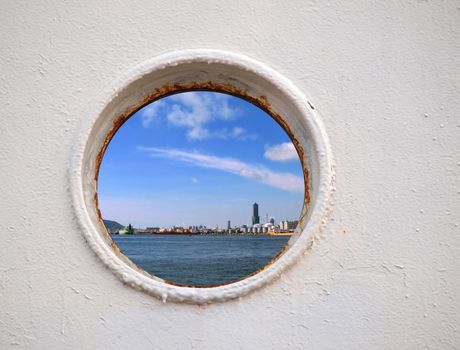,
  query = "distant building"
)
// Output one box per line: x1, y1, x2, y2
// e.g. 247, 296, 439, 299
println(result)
280, 220, 298, 231
227, 220, 231, 230
280, 220, 288, 231
288, 220, 299, 230
252, 202, 260, 225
